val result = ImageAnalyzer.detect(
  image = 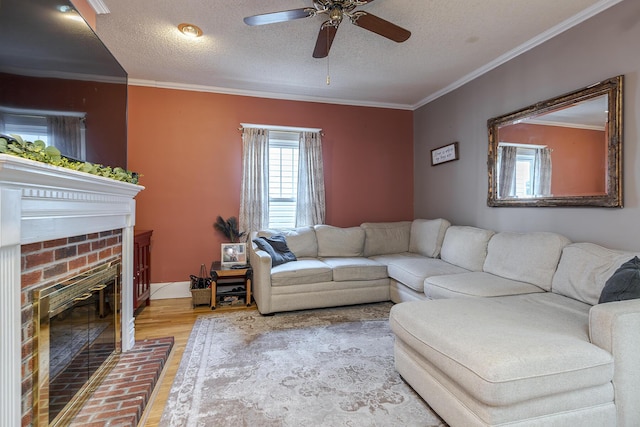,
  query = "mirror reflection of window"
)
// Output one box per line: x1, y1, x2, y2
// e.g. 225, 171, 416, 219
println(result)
498, 144, 552, 198
0, 108, 86, 160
